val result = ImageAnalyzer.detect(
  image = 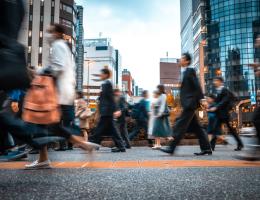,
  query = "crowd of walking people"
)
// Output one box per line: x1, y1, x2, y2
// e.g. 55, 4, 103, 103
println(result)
0, 0, 259, 170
